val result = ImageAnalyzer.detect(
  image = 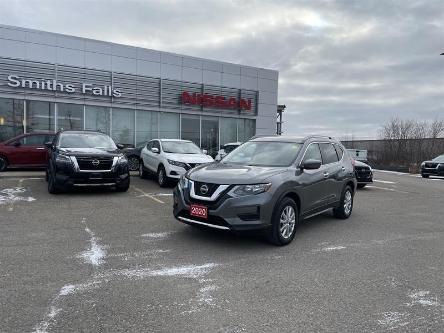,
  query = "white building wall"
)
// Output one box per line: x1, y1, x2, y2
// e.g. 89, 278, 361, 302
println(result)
0, 24, 278, 135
